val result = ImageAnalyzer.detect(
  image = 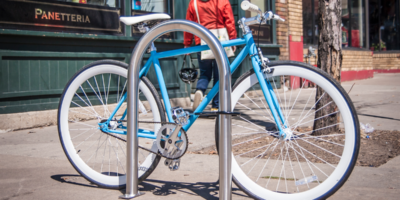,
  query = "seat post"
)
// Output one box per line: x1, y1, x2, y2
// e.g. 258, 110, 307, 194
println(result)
138, 23, 157, 52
